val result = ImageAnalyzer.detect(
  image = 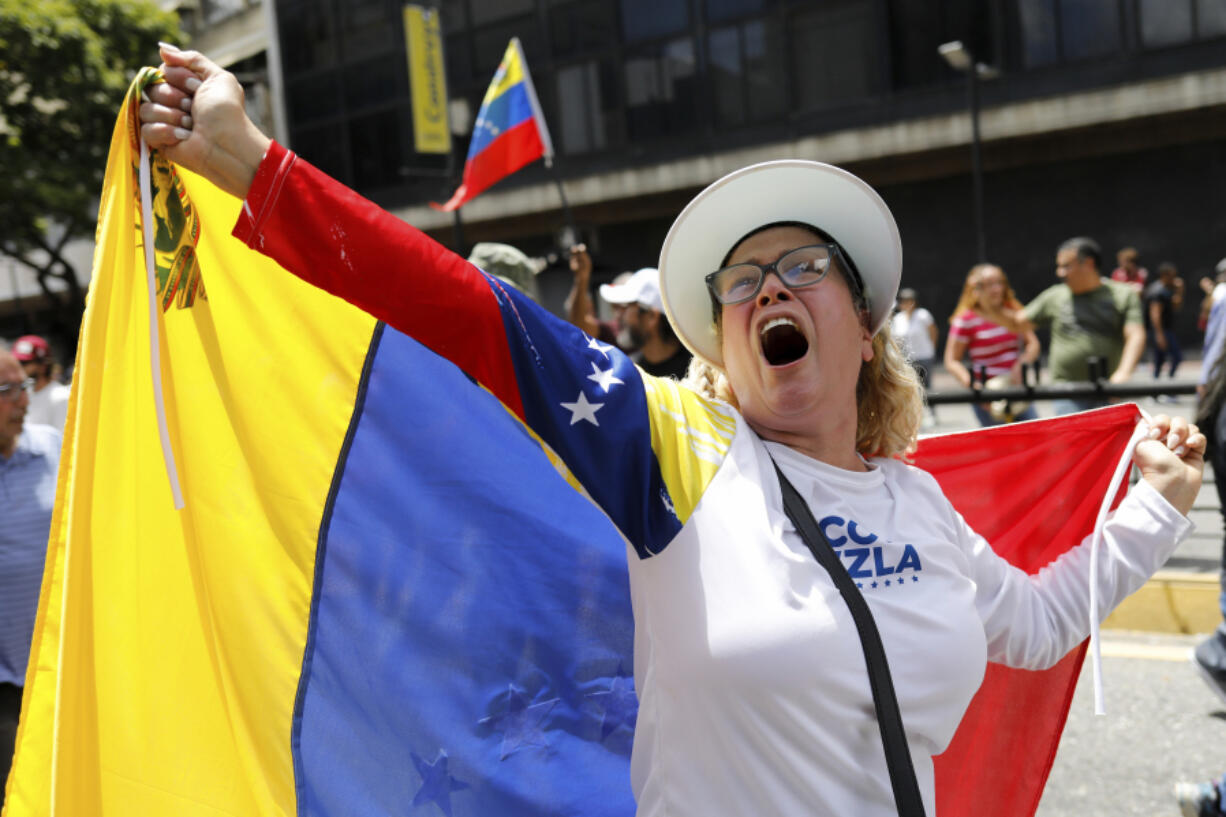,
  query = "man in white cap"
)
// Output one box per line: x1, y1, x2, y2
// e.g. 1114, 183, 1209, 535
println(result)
599, 267, 691, 379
